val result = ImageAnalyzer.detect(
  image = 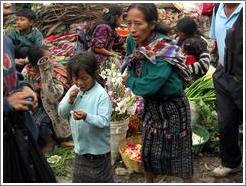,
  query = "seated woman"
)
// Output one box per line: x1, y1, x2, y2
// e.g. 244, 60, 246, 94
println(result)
22, 45, 71, 152
89, 5, 124, 71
